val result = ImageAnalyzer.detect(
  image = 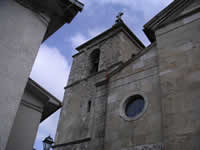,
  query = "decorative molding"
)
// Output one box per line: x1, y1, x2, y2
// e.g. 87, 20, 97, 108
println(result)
21, 99, 43, 113
52, 137, 91, 148
120, 93, 148, 121
95, 79, 109, 87
15, 0, 49, 26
